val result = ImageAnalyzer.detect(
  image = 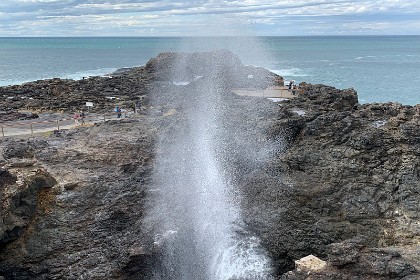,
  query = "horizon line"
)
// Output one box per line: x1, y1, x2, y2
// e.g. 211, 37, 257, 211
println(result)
1, 34, 420, 39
